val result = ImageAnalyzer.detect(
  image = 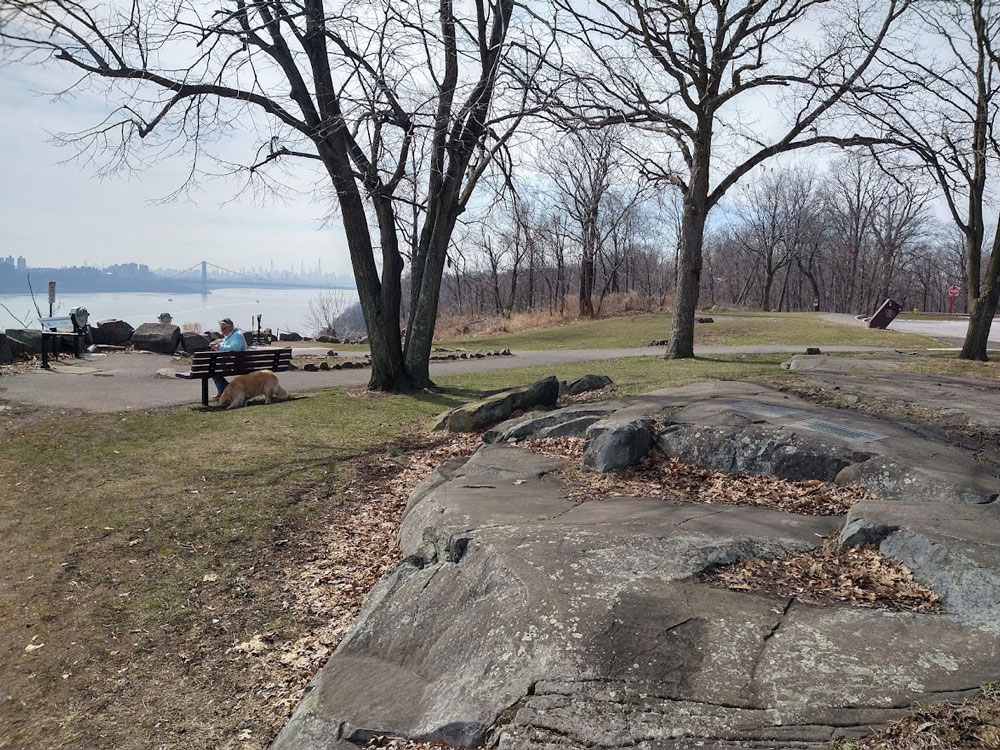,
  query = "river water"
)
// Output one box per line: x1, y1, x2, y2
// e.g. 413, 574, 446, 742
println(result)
0, 287, 358, 336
